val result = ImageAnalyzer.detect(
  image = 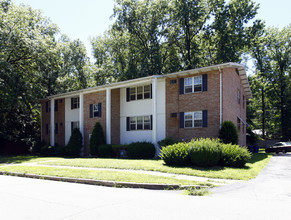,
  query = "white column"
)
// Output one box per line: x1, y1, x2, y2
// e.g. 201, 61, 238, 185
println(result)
106, 88, 111, 144
152, 77, 158, 155
50, 99, 55, 146
79, 93, 84, 156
